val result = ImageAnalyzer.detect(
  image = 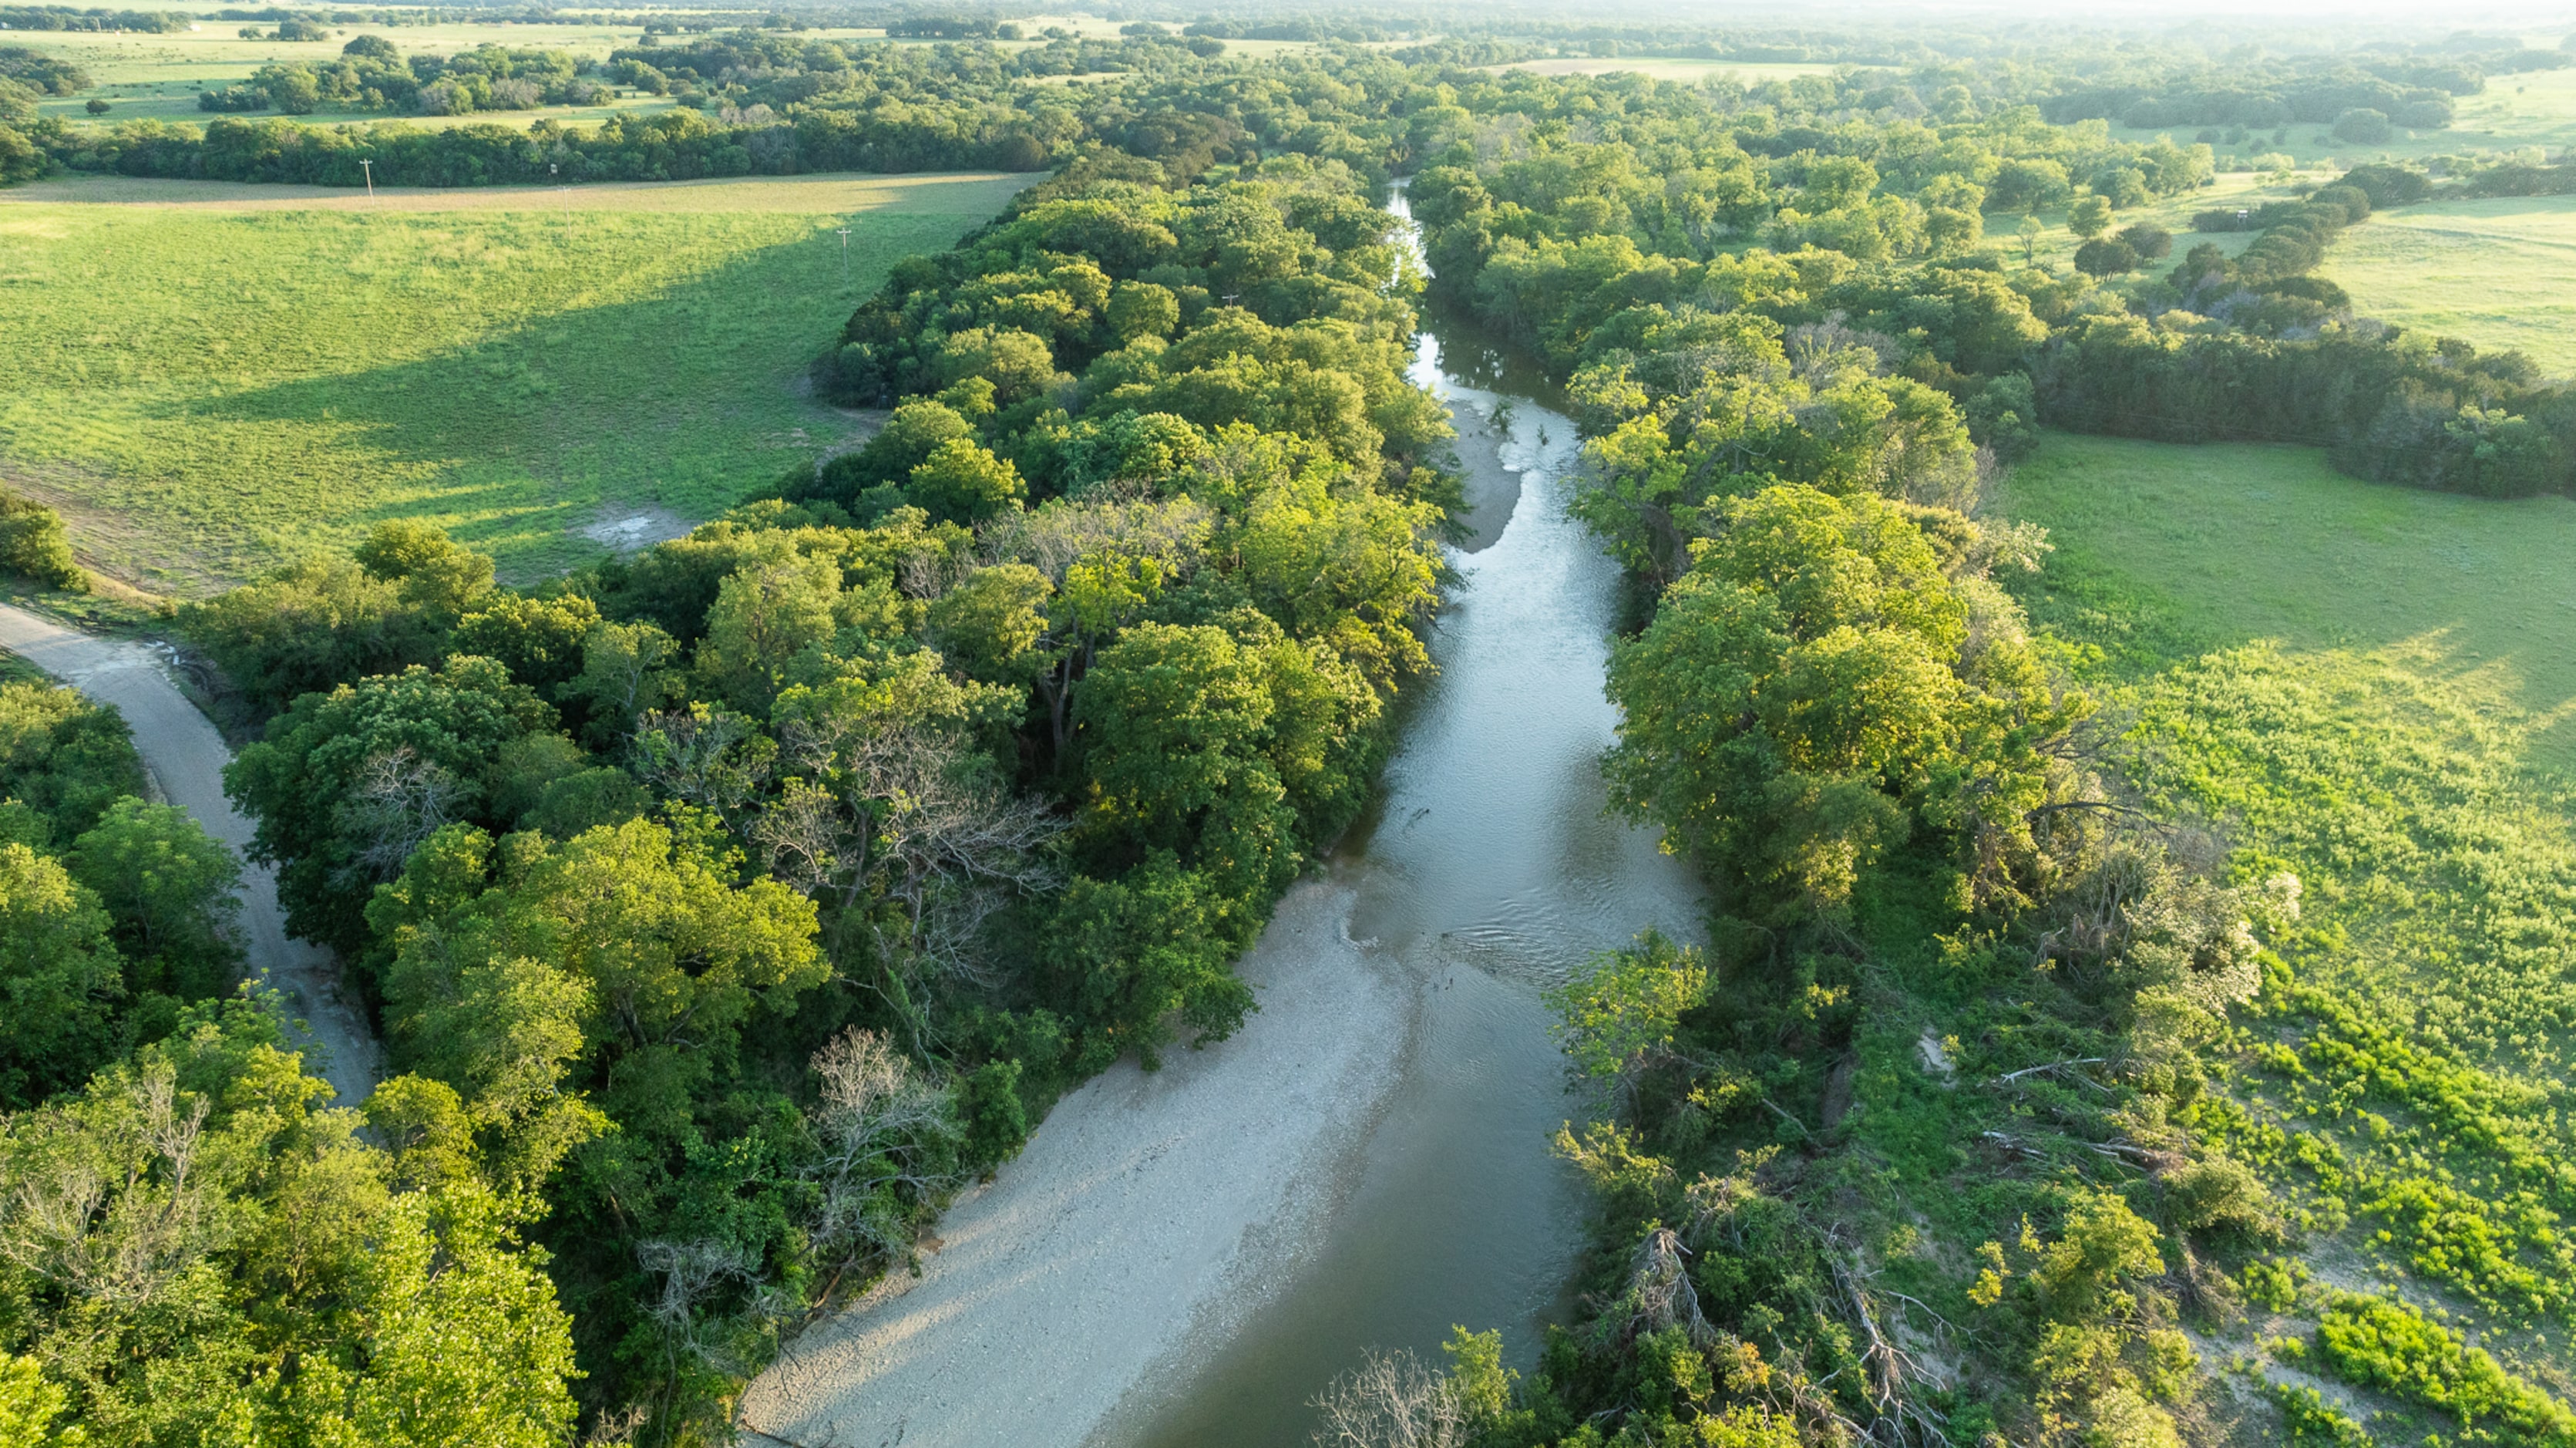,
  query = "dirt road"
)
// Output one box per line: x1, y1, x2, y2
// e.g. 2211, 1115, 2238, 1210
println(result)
0, 604, 380, 1103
